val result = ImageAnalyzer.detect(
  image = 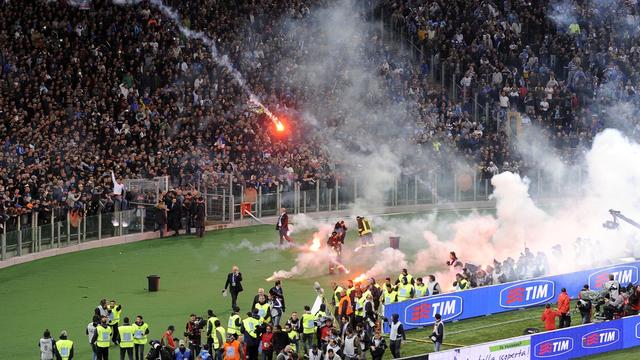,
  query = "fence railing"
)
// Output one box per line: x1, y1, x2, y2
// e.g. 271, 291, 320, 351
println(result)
204, 167, 588, 223
0, 208, 149, 262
